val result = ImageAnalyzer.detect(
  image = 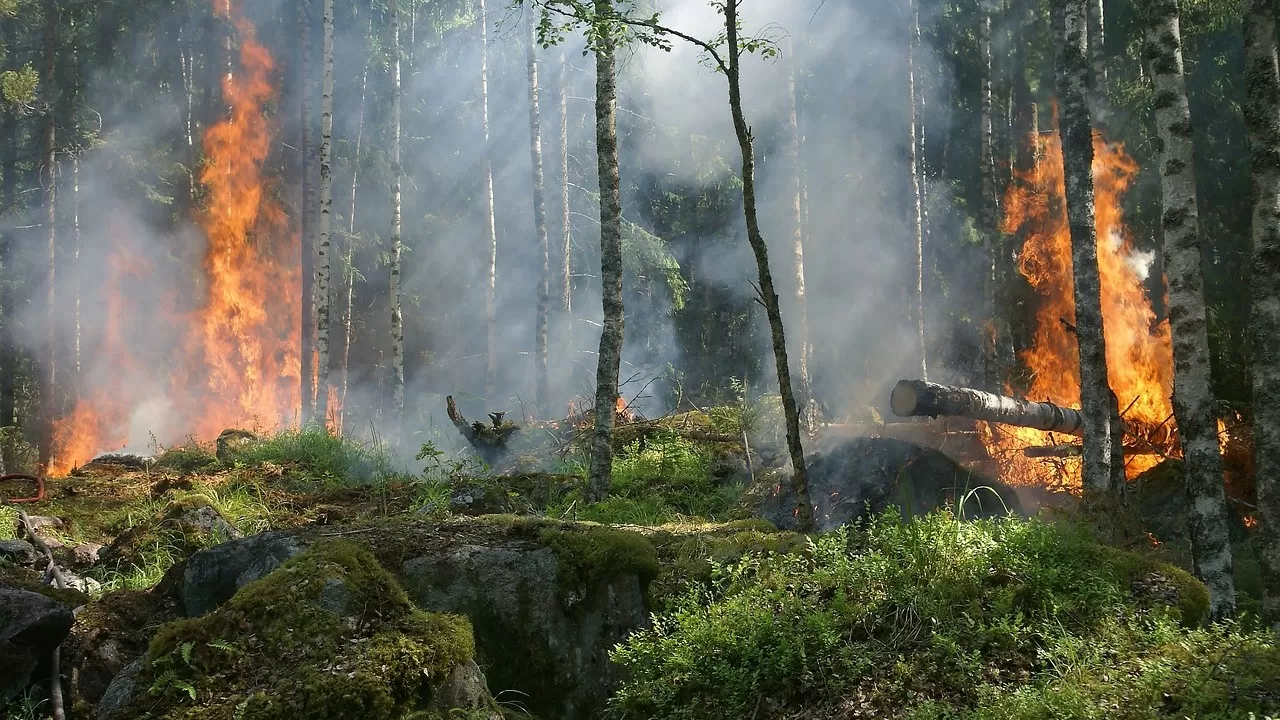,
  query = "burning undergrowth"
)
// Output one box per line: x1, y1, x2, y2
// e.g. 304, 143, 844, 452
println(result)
50, 0, 299, 474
